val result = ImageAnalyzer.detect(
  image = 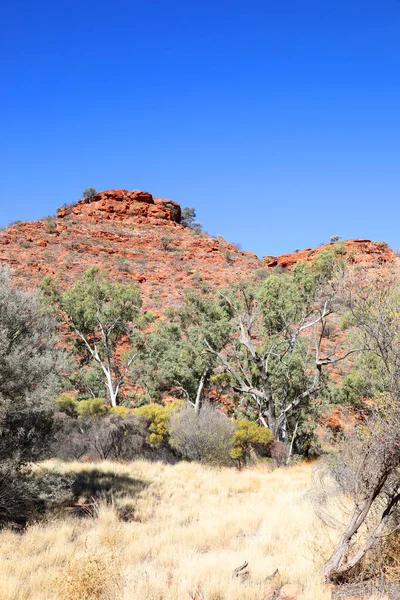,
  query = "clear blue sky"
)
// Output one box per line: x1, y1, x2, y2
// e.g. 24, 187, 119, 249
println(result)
1, 0, 399, 257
